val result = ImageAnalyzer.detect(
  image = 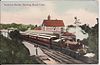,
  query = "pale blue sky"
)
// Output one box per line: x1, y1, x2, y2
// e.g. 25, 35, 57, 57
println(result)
54, 0, 98, 13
